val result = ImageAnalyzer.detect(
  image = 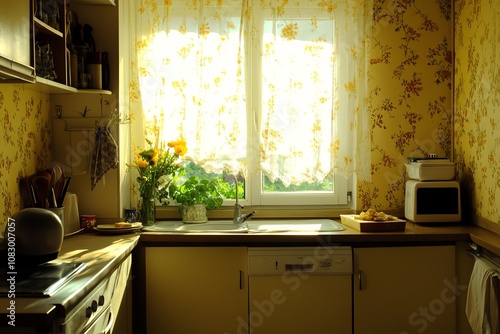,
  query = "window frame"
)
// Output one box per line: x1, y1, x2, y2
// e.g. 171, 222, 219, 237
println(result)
241, 5, 349, 207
